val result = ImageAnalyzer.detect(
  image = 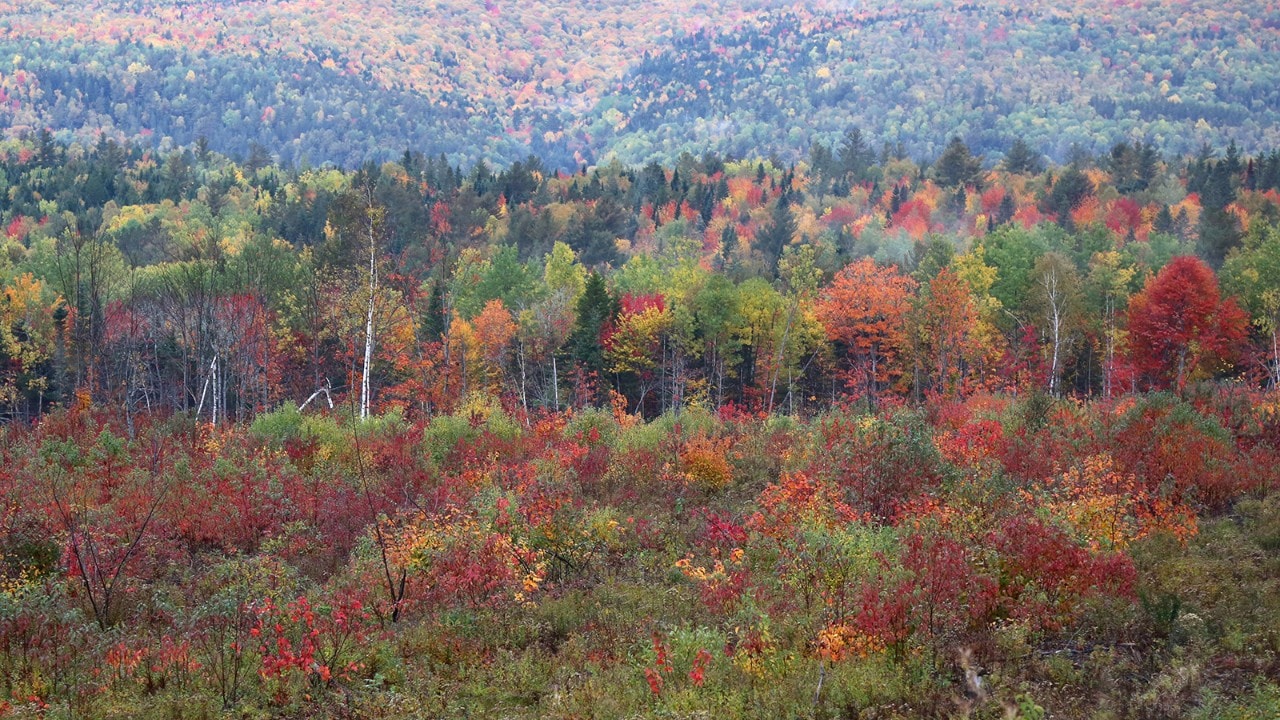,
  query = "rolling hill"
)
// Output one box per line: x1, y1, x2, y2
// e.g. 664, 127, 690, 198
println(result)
0, 0, 1277, 168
